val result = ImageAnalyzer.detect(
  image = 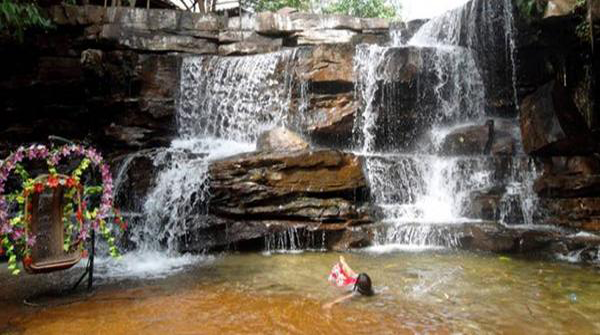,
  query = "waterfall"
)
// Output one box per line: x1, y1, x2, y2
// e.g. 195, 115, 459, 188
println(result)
108, 50, 297, 276
355, 0, 525, 249
178, 51, 296, 142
